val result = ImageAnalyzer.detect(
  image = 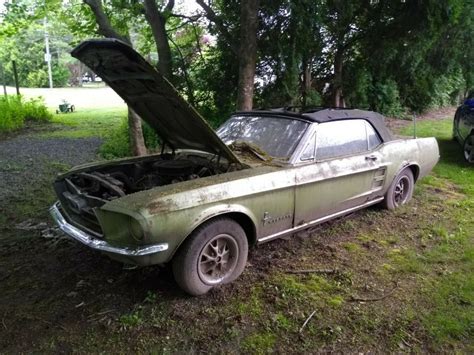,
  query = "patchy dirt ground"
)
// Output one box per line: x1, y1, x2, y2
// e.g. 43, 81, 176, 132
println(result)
0, 110, 472, 353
